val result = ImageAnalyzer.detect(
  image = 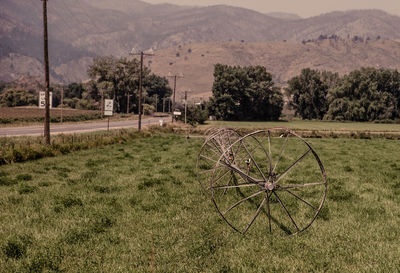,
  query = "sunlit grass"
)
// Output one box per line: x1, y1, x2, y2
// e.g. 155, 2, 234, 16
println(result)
202, 120, 400, 132
0, 134, 399, 272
